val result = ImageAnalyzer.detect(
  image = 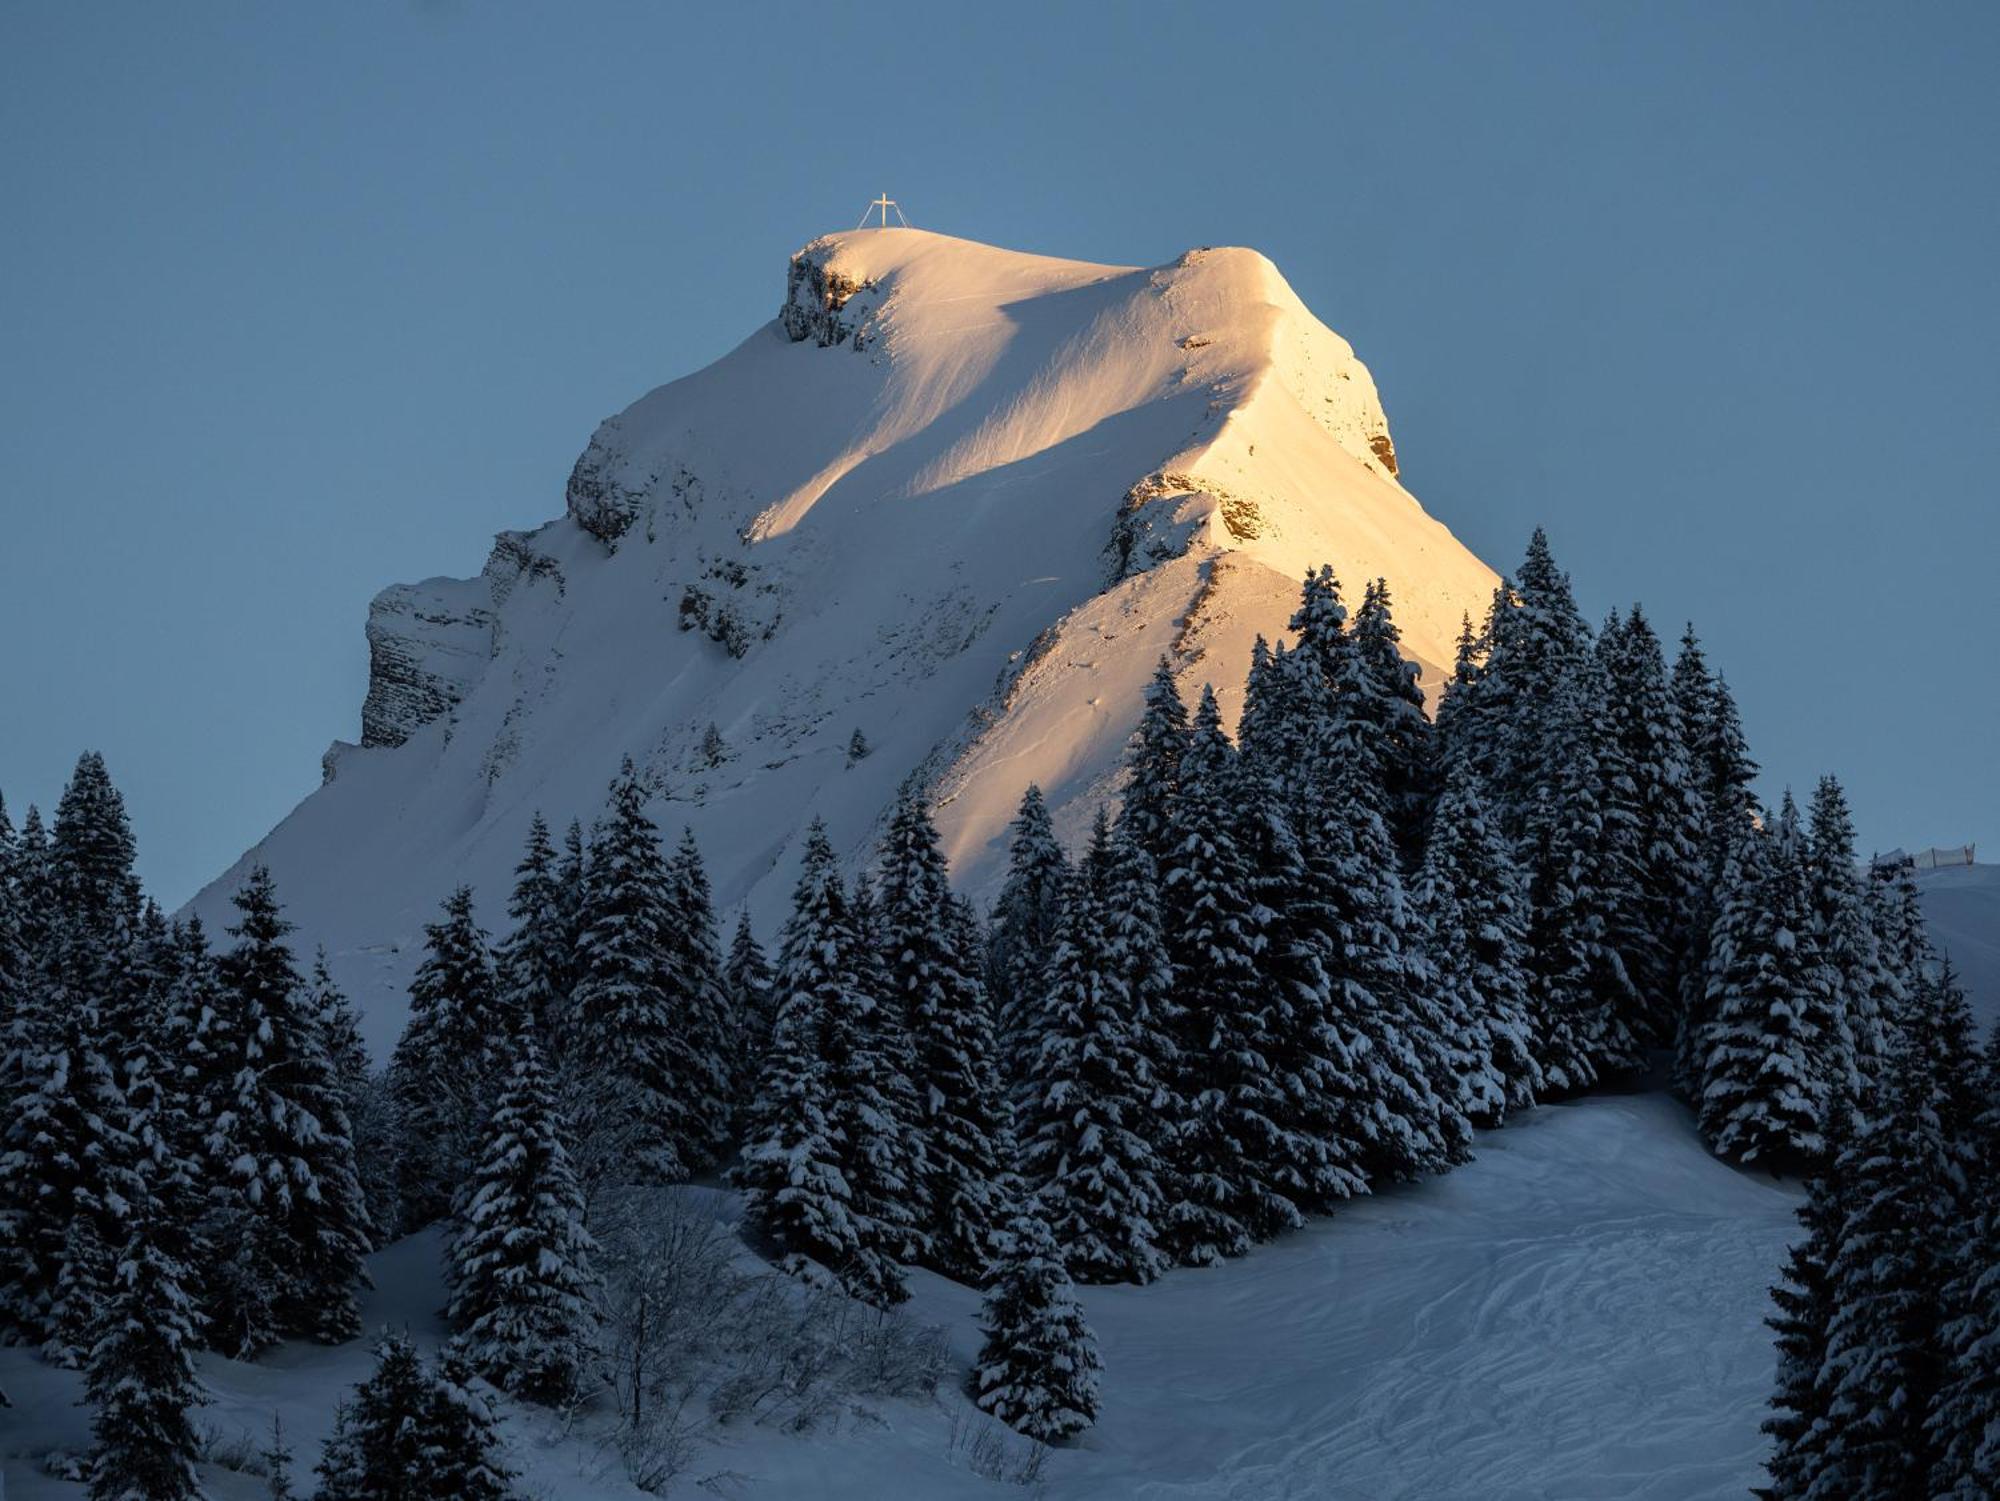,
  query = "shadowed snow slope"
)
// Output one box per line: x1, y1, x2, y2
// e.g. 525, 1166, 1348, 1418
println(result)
0, 1095, 1800, 1499
1919, 862, 2000, 1027
186, 227, 1497, 1056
